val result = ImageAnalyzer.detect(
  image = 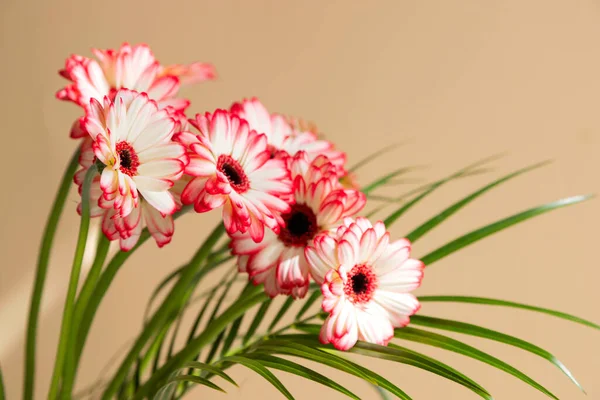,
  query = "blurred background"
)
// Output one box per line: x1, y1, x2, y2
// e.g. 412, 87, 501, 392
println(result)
1, 0, 599, 398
